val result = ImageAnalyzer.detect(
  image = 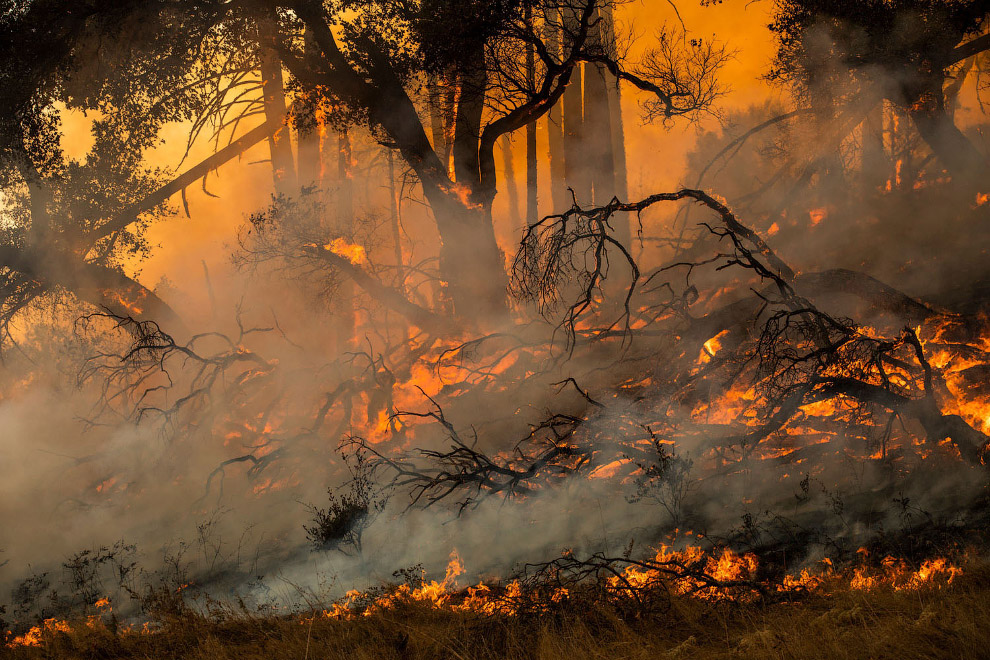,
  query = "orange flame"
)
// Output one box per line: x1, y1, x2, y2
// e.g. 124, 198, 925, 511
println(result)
698, 329, 729, 364
324, 238, 367, 265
